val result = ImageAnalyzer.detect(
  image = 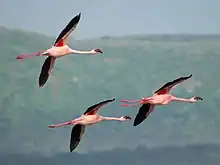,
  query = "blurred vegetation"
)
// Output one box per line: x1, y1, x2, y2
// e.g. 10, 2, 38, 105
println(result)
0, 26, 220, 154
1, 144, 220, 165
